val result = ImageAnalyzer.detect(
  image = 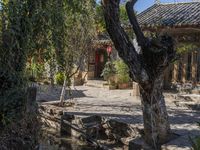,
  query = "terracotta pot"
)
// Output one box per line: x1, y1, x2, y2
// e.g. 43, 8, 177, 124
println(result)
118, 83, 130, 89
